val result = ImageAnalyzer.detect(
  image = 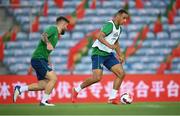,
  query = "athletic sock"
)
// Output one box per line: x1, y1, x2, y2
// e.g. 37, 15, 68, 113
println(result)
19, 85, 28, 93
75, 84, 82, 93
41, 93, 50, 103
109, 89, 118, 100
